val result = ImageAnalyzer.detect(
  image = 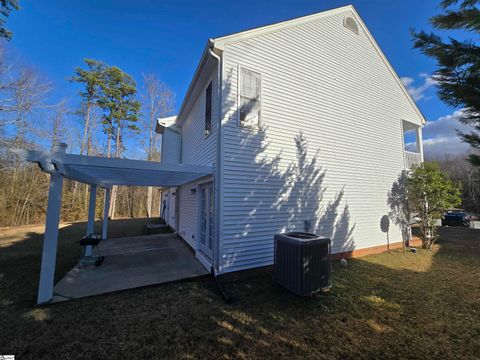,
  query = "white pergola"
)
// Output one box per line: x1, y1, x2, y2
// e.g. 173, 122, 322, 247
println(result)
15, 142, 213, 304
